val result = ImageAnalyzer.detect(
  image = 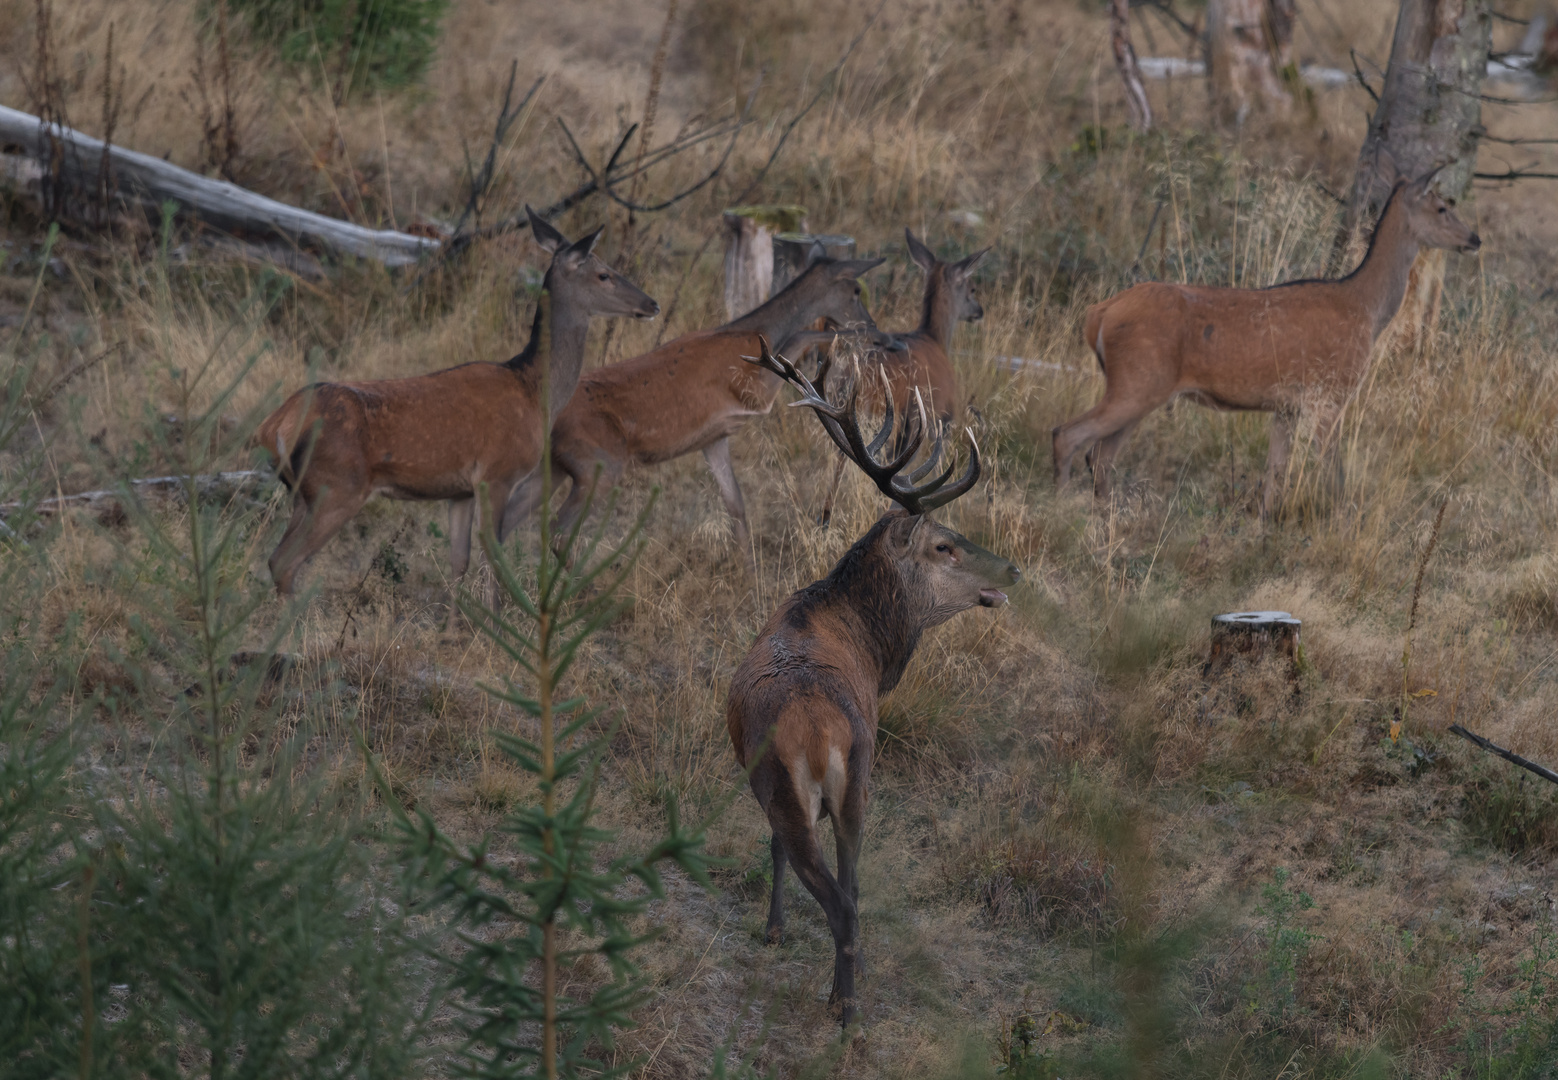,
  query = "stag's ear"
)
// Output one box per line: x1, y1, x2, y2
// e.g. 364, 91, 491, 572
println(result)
886, 512, 923, 552
805, 240, 828, 268
528, 206, 569, 255
905, 228, 936, 272
566, 225, 605, 259
953, 247, 990, 276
